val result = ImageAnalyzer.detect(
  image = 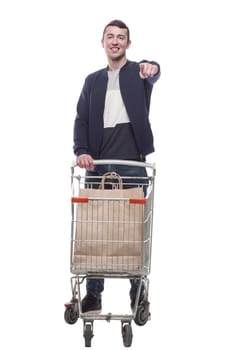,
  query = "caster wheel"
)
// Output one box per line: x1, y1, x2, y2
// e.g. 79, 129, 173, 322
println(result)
84, 323, 93, 347
122, 323, 133, 347
64, 306, 79, 324
134, 301, 150, 326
